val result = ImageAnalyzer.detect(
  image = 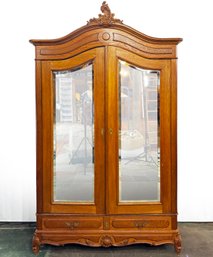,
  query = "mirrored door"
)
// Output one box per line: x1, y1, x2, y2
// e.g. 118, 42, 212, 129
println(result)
42, 48, 105, 214
107, 47, 171, 214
